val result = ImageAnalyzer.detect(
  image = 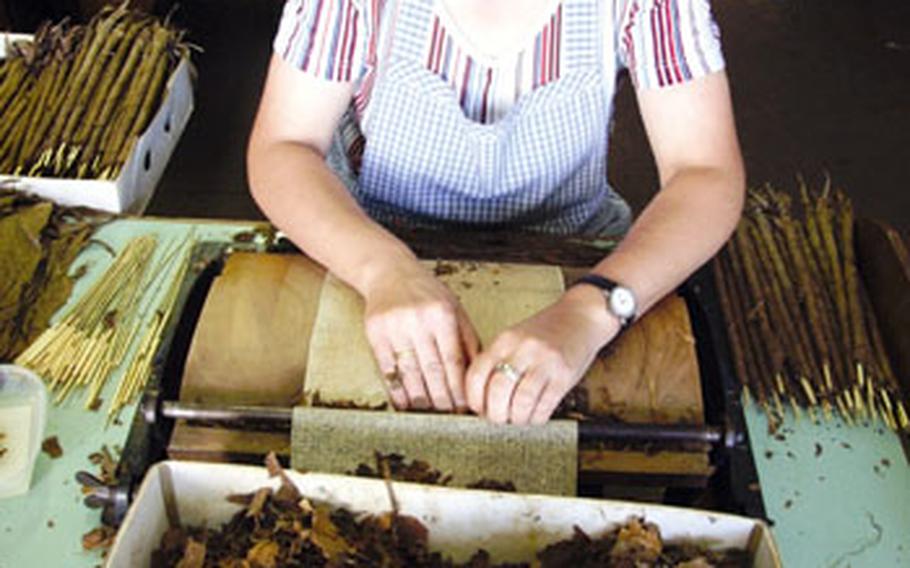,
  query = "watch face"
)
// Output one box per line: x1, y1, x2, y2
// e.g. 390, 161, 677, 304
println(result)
609, 287, 637, 319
